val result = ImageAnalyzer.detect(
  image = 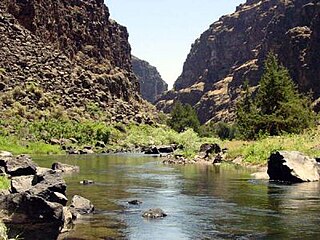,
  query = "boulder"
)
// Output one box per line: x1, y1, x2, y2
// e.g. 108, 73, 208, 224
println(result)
60, 207, 76, 233
79, 179, 94, 185
79, 149, 94, 154
142, 208, 167, 218
128, 200, 142, 205
144, 146, 160, 155
267, 151, 320, 183
95, 141, 106, 148
36, 167, 54, 175
68, 138, 78, 144
0, 192, 64, 240
31, 171, 67, 197
49, 138, 61, 145
11, 175, 34, 193
0, 151, 13, 158
158, 146, 174, 154
5, 155, 37, 176
70, 195, 94, 214
51, 162, 80, 173
200, 143, 221, 154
